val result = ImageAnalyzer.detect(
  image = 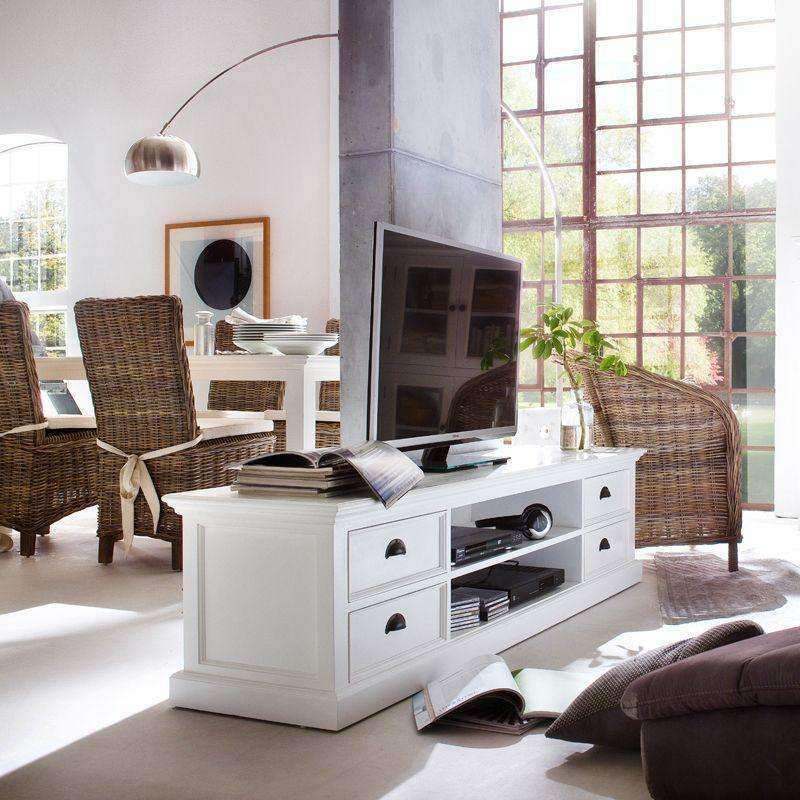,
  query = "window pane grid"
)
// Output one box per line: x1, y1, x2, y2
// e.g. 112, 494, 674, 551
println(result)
502, 0, 774, 506
0, 142, 68, 294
